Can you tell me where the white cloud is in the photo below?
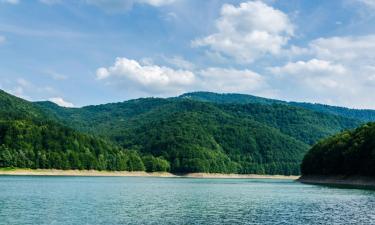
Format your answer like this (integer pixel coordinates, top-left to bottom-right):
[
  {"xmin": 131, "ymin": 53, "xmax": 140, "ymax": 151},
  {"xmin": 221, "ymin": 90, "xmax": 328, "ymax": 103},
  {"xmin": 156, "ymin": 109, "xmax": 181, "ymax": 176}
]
[
  {"xmin": 269, "ymin": 36, "xmax": 375, "ymax": 109},
  {"xmin": 310, "ymin": 35, "xmax": 375, "ymax": 62},
  {"xmin": 97, "ymin": 57, "xmax": 269, "ymax": 97},
  {"xmin": 1, "ymin": 0, "xmax": 19, "ymax": 4},
  {"xmin": 270, "ymin": 59, "xmax": 346, "ymax": 76},
  {"xmin": 96, "ymin": 57, "xmax": 195, "ymax": 95},
  {"xmin": 270, "ymin": 59, "xmax": 349, "ymax": 92},
  {"xmin": 269, "ymin": 59, "xmax": 354, "ymax": 105},
  {"xmin": 85, "ymin": 0, "xmax": 178, "ymax": 12},
  {"xmin": 49, "ymin": 97, "xmax": 74, "ymax": 107},
  {"xmin": 192, "ymin": 1, "xmax": 294, "ymax": 63}
]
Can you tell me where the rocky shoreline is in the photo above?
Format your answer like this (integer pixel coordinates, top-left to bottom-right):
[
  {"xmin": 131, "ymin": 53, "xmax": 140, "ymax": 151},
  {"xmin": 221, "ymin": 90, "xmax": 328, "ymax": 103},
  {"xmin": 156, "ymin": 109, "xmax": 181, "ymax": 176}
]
[{"xmin": 298, "ymin": 175, "xmax": 375, "ymax": 188}]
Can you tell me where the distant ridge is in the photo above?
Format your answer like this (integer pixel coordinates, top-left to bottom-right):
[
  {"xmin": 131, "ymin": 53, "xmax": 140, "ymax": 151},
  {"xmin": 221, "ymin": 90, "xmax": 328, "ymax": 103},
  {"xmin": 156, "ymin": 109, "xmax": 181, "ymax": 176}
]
[{"xmin": 179, "ymin": 91, "xmax": 375, "ymax": 122}]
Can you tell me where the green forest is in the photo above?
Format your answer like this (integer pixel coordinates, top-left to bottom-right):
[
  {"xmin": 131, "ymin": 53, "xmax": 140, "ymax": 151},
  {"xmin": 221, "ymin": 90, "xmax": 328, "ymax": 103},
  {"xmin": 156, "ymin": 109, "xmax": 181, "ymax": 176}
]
[
  {"xmin": 1, "ymin": 90, "xmax": 373, "ymax": 175},
  {"xmin": 301, "ymin": 122, "xmax": 375, "ymax": 176}
]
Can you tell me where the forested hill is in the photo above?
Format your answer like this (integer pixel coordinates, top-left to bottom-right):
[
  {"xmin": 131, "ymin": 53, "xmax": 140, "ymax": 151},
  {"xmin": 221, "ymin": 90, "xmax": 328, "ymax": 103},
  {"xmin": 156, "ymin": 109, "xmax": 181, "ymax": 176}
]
[
  {"xmin": 301, "ymin": 123, "xmax": 375, "ymax": 177},
  {"xmin": 35, "ymin": 94, "xmax": 361, "ymax": 175},
  {"xmin": 0, "ymin": 90, "xmax": 48, "ymax": 121},
  {"xmin": 0, "ymin": 90, "xmax": 150, "ymax": 172},
  {"xmin": 180, "ymin": 92, "xmax": 375, "ymax": 122},
  {"xmin": 1, "ymin": 89, "xmax": 370, "ymax": 175}
]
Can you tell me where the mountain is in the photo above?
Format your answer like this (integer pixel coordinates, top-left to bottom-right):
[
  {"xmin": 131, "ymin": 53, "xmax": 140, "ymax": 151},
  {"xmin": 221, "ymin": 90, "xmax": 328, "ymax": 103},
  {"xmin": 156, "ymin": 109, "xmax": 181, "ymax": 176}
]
[
  {"xmin": 0, "ymin": 90, "xmax": 148, "ymax": 172},
  {"xmin": 1, "ymin": 89, "xmax": 371, "ymax": 175},
  {"xmin": 301, "ymin": 122, "xmax": 375, "ymax": 177},
  {"xmin": 180, "ymin": 92, "xmax": 375, "ymax": 122},
  {"xmin": 35, "ymin": 95, "xmax": 361, "ymax": 175}
]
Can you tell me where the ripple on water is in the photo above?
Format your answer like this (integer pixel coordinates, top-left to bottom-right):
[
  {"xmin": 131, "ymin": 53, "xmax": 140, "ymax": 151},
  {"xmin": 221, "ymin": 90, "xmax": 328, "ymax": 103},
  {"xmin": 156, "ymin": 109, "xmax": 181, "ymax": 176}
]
[{"xmin": 0, "ymin": 176, "xmax": 375, "ymax": 225}]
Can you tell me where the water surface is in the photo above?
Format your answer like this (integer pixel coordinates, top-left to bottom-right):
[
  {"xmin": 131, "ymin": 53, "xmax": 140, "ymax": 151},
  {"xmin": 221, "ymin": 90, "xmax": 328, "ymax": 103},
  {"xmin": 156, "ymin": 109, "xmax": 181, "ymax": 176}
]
[{"xmin": 1, "ymin": 176, "xmax": 375, "ymax": 224}]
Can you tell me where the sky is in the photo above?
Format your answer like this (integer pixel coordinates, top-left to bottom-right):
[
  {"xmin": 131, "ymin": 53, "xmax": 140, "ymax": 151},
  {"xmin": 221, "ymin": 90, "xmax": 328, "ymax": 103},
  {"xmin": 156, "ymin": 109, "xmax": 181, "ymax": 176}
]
[{"xmin": 1, "ymin": 0, "xmax": 375, "ymax": 108}]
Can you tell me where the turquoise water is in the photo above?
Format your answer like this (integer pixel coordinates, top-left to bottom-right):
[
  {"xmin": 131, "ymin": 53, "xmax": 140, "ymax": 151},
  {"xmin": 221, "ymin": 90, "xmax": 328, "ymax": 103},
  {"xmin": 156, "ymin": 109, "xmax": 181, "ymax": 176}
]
[{"xmin": 1, "ymin": 176, "xmax": 375, "ymax": 224}]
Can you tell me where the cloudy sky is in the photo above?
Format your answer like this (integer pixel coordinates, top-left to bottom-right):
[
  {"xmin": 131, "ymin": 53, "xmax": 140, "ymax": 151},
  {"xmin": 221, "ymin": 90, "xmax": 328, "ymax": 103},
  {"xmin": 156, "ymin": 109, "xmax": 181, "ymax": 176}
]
[{"xmin": 1, "ymin": 0, "xmax": 375, "ymax": 108}]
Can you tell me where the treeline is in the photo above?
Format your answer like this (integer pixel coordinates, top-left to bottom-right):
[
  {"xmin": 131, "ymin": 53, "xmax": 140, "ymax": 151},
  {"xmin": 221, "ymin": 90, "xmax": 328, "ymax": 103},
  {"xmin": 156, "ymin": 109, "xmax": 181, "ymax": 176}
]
[
  {"xmin": 0, "ymin": 120, "xmax": 170, "ymax": 172},
  {"xmin": 301, "ymin": 123, "xmax": 375, "ymax": 176}
]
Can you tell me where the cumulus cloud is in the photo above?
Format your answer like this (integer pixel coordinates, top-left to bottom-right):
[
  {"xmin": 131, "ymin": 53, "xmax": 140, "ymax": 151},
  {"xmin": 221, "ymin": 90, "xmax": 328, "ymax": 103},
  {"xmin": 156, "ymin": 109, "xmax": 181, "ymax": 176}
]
[
  {"xmin": 269, "ymin": 35, "xmax": 375, "ymax": 108},
  {"xmin": 270, "ymin": 59, "xmax": 349, "ymax": 94},
  {"xmin": 85, "ymin": 0, "xmax": 178, "ymax": 12},
  {"xmin": 192, "ymin": 1, "xmax": 294, "ymax": 63},
  {"xmin": 309, "ymin": 35, "xmax": 375, "ymax": 63},
  {"xmin": 49, "ymin": 97, "xmax": 74, "ymax": 107},
  {"xmin": 96, "ymin": 57, "xmax": 269, "ymax": 97},
  {"xmin": 270, "ymin": 59, "xmax": 346, "ymax": 76},
  {"xmin": 96, "ymin": 57, "xmax": 195, "ymax": 95}
]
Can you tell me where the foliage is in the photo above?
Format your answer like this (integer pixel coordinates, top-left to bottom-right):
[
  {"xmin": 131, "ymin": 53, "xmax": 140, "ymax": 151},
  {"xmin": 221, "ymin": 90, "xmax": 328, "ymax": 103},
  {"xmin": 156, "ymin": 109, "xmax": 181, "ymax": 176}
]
[
  {"xmin": 142, "ymin": 155, "xmax": 170, "ymax": 172},
  {"xmin": 36, "ymin": 97, "xmax": 357, "ymax": 175},
  {"xmin": 180, "ymin": 91, "xmax": 375, "ymax": 122},
  {"xmin": 301, "ymin": 123, "xmax": 375, "ymax": 176},
  {"xmin": 0, "ymin": 89, "xmax": 367, "ymax": 175},
  {"xmin": 0, "ymin": 120, "xmax": 145, "ymax": 171}
]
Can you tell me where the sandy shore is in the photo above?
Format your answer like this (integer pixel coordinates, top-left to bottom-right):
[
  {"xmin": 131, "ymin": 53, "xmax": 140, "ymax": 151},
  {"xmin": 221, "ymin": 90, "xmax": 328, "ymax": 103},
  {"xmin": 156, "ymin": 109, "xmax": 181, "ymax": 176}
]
[
  {"xmin": 0, "ymin": 169, "xmax": 299, "ymax": 179},
  {"xmin": 298, "ymin": 175, "xmax": 375, "ymax": 188},
  {"xmin": 181, "ymin": 173, "xmax": 299, "ymax": 179}
]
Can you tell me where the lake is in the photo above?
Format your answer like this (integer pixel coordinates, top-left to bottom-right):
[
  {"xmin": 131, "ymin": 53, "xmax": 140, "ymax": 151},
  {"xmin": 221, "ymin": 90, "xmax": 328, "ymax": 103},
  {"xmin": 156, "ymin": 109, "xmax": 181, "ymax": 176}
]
[{"xmin": 1, "ymin": 176, "xmax": 375, "ymax": 224}]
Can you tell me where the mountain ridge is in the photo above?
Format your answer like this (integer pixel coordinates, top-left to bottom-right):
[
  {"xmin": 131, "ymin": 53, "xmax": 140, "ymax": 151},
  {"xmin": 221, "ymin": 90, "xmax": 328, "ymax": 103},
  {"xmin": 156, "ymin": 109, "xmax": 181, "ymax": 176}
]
[{"xmin": 179, "ymin": 92, "xmax": 375, "ymax": 122}]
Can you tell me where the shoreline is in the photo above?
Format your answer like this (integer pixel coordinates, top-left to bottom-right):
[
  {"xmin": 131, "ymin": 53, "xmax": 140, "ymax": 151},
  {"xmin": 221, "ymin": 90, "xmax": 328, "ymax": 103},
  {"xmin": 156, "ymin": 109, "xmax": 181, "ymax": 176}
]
[
  {"xmin": 0, "ymin": 168, "xmax": 299, "ymax": 179},
  {"xmin": 298, "ymin": 175, "xmax": 375, "ymax": 188}
]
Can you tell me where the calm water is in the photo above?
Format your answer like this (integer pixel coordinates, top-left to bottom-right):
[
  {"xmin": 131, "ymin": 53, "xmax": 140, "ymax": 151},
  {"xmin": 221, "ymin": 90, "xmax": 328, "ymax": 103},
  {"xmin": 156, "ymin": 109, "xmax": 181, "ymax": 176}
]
[{"xmin": 1, "ymin": 176, "xmax": 375, "ymax": 225}]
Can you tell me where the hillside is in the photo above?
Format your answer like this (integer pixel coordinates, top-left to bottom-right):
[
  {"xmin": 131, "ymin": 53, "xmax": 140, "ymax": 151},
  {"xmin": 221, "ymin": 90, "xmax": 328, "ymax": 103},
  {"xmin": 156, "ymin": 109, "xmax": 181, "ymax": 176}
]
[
  {"xmin": 0, "ymin": 90, "xmax": 150, "ymax": 172},
  {"xmin": 301, "ymin": 123, "xmax": 375, "ymax": 177},
  {"xmin": 0, "ymin": 90, "xmax": 49, "ymax": 121},
  {"xmin": 35, "ymin": 96, "xmax": 361, "ymax": 175},
  {"xmin": 180, "ymin": 92, "xmax": 375, "ymax": 122},
  {"xmin": 1, "ymin": 88, "xmax": 370, "ymax": 175}
]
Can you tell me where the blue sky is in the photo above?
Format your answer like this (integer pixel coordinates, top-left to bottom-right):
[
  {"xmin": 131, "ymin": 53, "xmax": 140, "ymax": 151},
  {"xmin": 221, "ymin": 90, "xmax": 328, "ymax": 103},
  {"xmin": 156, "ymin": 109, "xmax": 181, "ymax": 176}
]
[{"xmin": 1, "ymin": 0, "xmax": 375, "ymax": 108}]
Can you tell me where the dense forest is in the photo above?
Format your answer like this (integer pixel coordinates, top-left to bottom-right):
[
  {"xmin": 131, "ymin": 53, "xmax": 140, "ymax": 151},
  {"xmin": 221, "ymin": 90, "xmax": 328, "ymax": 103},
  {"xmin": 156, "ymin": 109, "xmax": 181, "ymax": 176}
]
[
  {"xmin": 181, "ymin": 92, "xmax": 375, "ymax": 122},
  {"xmin": 1, "ymin": 89, "xmax": 372, "ymax": 175},
  {"xmin": 35, "ymin": 93, "xmax": 362, "ymax": 175},
  {"xmin": 0, "ymin": 120, "xmax": 147, "ymax": 171},
  {"xmin": 0, "ymin": 90, "xmax": 167, "ymax": 172},
  {"xmin": 301, "ymin": 123, "xmax": 375, "ymax": 177}
]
